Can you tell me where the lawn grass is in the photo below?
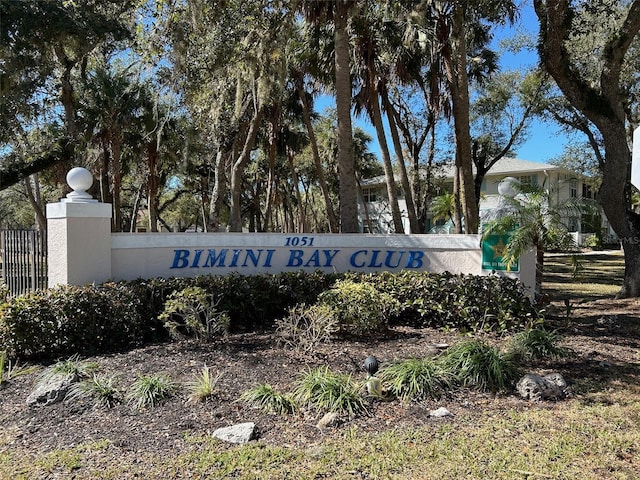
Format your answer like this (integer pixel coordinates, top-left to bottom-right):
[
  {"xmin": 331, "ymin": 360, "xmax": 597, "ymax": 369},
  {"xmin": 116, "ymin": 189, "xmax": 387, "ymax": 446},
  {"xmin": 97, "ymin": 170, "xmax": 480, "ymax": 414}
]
[
  {"xmin": 543, "ymin": 250, "xmax": 624, "ymax": 301},
  {"xmin": 2, "ymin": 394, "xmax": 639, "ymax": 479},
  {"xmin": 1, "ymin": 251, "xmax": 637, "ymax": 479}
]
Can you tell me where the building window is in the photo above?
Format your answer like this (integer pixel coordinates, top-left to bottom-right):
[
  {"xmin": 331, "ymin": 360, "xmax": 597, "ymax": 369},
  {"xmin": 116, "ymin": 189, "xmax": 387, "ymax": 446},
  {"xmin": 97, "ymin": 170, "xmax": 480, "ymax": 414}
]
[
  {"xmin": 570, "ymin": 181, "xmax": 577, "ymax": 198},
  {"xmin": 582, "ymin": 183, "xmax": 593, "ymax": 199},
  {"xmin": 362, "ymin": 188, "xmax": 378, "ymax": 203},
  {"xmin": 518, "ymin": 174, "xmax": 537, "ymax": 185}
]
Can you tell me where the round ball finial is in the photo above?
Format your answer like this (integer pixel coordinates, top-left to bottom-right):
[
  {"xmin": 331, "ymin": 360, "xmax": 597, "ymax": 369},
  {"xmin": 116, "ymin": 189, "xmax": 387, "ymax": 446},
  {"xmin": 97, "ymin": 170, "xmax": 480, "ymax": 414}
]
[
  {"xmin": 67, "ymin": 167, "xmax": 93, "ymax": 191},
  {"xmin": 64, "ymin": 167, "xmax": 96, "ymax": 202},
  {"xmin": 498, "ymin": 176, "xmax": 519, "ymax": 198}
]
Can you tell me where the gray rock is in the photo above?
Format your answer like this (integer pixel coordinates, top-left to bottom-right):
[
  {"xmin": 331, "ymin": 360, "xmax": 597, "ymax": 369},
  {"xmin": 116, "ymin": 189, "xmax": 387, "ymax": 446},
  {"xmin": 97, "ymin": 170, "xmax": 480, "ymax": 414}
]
[
  {"xmin": 517, "ymin": 373, "xmax": 568, "ymax": 402},
  {"xmin": 429, "ymin": 407, "xmax": 452, "ymax": 418},
  {"xmin": 212, "ymin": 422, "xmax": 257, "ymax": 444},
  {"xmin": 316, "ymin": 412, "xmax": 341, "ymax": 431},
  {"xmin": 26, "ymin": 373, "xmax": 77, "ymax": 407}
]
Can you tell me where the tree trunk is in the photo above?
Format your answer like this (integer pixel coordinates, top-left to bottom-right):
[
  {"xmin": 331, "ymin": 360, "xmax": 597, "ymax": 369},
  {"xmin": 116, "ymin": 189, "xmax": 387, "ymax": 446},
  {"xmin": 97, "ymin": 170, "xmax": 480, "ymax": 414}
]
[
  {"xmin": 383, "ymin": 93, "xmax": 420, "ymax": 233},
  {"xmin": 445, "ymin": 4, "xmax": 479, "ymax": 234},
  {"xmin": 295, "ymin": 76, "xmax": 338, "ymax": 233},
  {"xmin": 287, "ymin": 148, "xmax": 308, "ymax": 233},
  {"xmin": 209, "ymin": 149, "xmax": 229, "ymax": 232},
  {"xmin": 230, "ymin": 109, "xmax": 263, "ymax": 232},
  {"xmin": 534, "ymin": 0, "xmax": 640, "ymax": 297},
  {"xmin": 146, "ymin": 136, "xmax": 160, "ymax": 233},
  {"xmin": 110, "ymin": 129, "xmax": 123, "ymax": 232},
  {"xmin": 334, "ymin": 1, "xmax": 359, "ymax": 233},
  {"xmin": 370, "ymin": 90, "xmax": 404, "ymax": 233},
  {"xmin": 24, "ymin": 175, "xmax": 46, "ymax": 234}
]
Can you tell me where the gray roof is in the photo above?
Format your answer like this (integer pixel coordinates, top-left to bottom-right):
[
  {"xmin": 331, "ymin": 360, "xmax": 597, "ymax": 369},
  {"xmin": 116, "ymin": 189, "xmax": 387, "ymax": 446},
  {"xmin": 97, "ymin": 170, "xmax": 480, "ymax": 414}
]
[{"xmin": 361, "ymin": 157, "xmax": 564, "ymax": 187}]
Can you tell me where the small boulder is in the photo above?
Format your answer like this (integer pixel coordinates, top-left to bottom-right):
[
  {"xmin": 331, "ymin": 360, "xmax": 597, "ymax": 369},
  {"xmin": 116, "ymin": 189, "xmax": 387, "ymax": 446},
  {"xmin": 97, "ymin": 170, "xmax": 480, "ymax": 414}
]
[
  {"xmin": 212, "ymin": 422, "xmax": 257, "ymax": 444},
  {"xmin": 26, "ymin": 373, "xmax": 77, "ymax": 407},
  {"xmin": 429, "ymin": 407, "xmax": 452, "ymax": 418},
  {"xmin": 517, "ymin": 373, "xmax": 568, "ymax": 402},
  {"xmin": 316, "ymin": 412, "xmax": 341, "ymax": 431}
]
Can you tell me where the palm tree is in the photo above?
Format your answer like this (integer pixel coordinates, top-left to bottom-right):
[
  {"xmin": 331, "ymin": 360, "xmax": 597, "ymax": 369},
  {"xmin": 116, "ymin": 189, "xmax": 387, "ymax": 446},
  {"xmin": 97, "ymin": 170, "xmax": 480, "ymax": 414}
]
[
  {"xmin": 481, "ymin": 179, "xmax": 596, "ymax": 299},
  {"xmin": 301, "ymin": 0, "xmax": 359, "ymax": 233}
]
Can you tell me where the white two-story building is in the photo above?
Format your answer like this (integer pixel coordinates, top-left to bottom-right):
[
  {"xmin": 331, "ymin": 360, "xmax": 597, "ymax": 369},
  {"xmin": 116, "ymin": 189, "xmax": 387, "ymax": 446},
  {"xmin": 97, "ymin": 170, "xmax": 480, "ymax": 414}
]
[{"xmin": 358, "ymin": 157, "xmax": 616, "ymax": 245}]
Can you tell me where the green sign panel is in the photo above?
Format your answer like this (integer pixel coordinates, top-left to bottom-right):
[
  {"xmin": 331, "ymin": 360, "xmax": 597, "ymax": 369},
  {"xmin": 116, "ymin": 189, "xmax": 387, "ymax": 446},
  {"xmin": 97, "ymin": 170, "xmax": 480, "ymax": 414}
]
[{"xmin": 482, "ymin": 232, "xmax": 519, "ymax": 272}]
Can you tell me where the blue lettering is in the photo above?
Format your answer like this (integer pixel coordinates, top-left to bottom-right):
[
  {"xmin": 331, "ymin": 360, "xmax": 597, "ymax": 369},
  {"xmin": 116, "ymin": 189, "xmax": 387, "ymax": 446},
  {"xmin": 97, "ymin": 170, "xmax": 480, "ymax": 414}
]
[
  {"xmin": 171, "ymin": 249, "xmax": 190, "ymax": 269},
  {"xmin": 242, "ymin": 249, "xmax": 262, "ymax": 267},
  {"xmin": 406, "ymin": 251, "xmax": 424, "ymax": 268},
  {"xmin": 203, "ymin": 249, "xmax": 227, "ymax": 267},
  {"xmin": 287, "ymin": 250, "xmax": 304, "ymax": 267},
  {"xmin": 191, "ymin": 249, "xmax": 204, "ymax": 268},
  {"xmin": 229, "ymin": 249, "xmax": 241, "ymax": 267},
  {"xmin": 350, "ymin": 250, "xmax": 367, "ymax": 268},
  {"xmin": 304, "ymin": 250, "xmax": 321, "ymax": 268},
  {"xmin": 368, "ymin": 250, "xmax": 383, "ymax": 268},
  {"xmin": 384, "ymin": 250, "xmax": 405, "ymax": 268},
  {"xmin": 264, "ymin": 249, "xmax": 275, "ymax": 267},
  {"xmin": 322, "ymin": 249, "xmax": 339, "ymax": 267}
]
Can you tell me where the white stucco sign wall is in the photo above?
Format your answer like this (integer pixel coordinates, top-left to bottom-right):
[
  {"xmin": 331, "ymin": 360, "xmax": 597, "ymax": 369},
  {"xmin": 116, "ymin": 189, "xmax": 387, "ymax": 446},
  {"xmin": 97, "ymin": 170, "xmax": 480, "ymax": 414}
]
[{"xmin": 47, "ymin": 168, "xmax": 535, "ymax": 297}]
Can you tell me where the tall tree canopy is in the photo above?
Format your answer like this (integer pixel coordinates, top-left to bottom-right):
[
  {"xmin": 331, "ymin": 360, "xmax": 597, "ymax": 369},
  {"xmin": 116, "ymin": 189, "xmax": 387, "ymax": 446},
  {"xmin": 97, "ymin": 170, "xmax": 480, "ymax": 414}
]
[{"xmin": 534, "ymin": 0, "xmax": 640, "ymax": 298}]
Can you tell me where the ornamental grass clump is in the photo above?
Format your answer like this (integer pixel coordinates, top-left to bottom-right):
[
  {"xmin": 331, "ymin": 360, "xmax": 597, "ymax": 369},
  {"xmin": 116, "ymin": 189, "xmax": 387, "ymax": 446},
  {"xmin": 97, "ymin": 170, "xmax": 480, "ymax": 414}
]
[
  {"xmin": 186, "ymin": 365, "xmax": 222, "ymax": 404},
  {"xmin": 240, "ymin": 384, "xmax": 297, "ymax": 415},
  {"xmin": 292, "ymin": 366, "xmax": 367, "ymax": 416},
  {"xmin": 440, "ymin": 340, "xmax": 521, "ymax": 393},
  {"xmin": 507, "ymin": 328, "xmax": 568, "ymax": 362},
  {"xmin": 33, "ymin": 355, "xmax": 99, "ymax": 391},
  {"xmin": 65, "ymin": 373, "xmax": 120, "ymax": 409},
  {"xmin": 127, "ymin": 373, "xmax": 178, "ymax": 410},
  {"xmin": 378, "ymin": 357, "xmax": 454, "ymax": 402}
]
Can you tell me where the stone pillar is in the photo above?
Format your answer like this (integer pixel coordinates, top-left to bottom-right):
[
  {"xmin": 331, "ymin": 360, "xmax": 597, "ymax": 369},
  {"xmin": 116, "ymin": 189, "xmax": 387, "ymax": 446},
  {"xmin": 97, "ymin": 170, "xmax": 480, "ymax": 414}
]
[{"xmin": 46, "ymin": 167, "xmax": 112, "ymax": 287}]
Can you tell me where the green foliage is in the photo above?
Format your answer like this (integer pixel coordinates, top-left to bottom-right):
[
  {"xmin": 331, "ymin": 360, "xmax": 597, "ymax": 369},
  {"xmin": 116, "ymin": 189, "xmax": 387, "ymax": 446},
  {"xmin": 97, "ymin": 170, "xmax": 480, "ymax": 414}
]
[
  {"xmin": 158, "ymin": 286, "xmax": 230, "ymax": 340},
  {"xmin": 240, "ymin": 384, "xmax": 297, "ymax": 415},
  {"xmin": 186, "ymin": 365, "xmax": 222, "ymax": 404},
  {"xmin": 0, "ymin": 271, "xmax": 537, "ymax": 360},
  {"xmin": 317, "ymin": 279, "xmax": 400, "ymax": 336},
  {"xmin": 126, "ymin": 373, "xmax": 178, "ymax": 410},
  {"xmin": 292, "ymin": 366, "xmax": 367, "ymax": 416},
  {"xmin": 367, "ymin": 271, "xmax": 538, "ymax": 333},
  {"xmin": 507, "ymin": 328, "xmax": 568, "ymax": 362},
  {"xmin": 0, "ymin": 350, "xmax": 5, "ymax": 386},
  {"xmin": 275, "ymin": 304, "xmax": 338, "ymax": 352},
  {"xmin": 378, "ymin": 357, "xmax": 453, "ymax": 402},
  {"xmin": 34, "ymin": 355, "xmax": 98, "ymax": 387},
  {"xmin": 546, "ymin": 226, "xmax": 579, "ymax": 253},
  {"xmin": 583, "ymin": 234, "xmax": 602, "ymax": 250},
  {"xmin": 65, "ymin": 373, "xmax": 120, "ymax": 409},
  {"xmin": 0, "ymin": 284, "xmax": 149, "ymax": 360},
  {"xmin": 439, "ymin": 340, "xmax": 521, "ymax": 393}
]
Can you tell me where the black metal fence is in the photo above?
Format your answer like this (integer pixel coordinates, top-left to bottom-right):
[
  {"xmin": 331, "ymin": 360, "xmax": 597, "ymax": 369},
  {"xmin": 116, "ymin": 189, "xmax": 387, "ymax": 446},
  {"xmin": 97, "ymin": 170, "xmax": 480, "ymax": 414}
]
[{"xmin": 1, "ymin": 229, "xmax": 47, "ymax": 296}]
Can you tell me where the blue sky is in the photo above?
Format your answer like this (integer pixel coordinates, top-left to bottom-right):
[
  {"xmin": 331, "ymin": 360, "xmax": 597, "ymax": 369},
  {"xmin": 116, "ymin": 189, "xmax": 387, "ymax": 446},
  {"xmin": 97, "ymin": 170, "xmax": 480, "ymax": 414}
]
[{"xmin": 320, "ymin": 3, "xmax": 570, "ymax": 166}]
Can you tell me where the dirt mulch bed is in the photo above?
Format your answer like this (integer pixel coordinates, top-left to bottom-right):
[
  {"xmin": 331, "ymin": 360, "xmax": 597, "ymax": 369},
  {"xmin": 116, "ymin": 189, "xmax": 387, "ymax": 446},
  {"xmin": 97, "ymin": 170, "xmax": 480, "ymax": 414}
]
[{"xmin": 1, "ymin": 298, "xmax": 639, "ymax": 456}]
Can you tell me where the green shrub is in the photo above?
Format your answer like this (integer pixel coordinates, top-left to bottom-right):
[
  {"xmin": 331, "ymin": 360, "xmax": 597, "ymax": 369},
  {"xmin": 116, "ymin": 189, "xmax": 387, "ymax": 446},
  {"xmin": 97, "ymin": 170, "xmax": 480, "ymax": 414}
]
[
  {"xmin": 240, "ymin": 383, "xmax": 297, "ymax": 415},
  {"xmin": 158, "ymin": 286, "xmax": 230, "ymax": 340},
  {"xmin": 379, "ymin": 357, "xmax": 453, "ymax": 402},
  {"xmin": 276, "ymin": 304, "xmax": 338, "ymax": 352},
  {"xmin": 440, "ymin": 340, "xmax": 521, "ymax": 393},
  {"xmin": 507, "ymin": 328, "xmax": 568, "ymax": 362},
  {"xmin": 0, "ymin": 284, "xmax": 149, "ymax": 360},
  {"xmin": 546, "ymin": 226, "xmax": 579, "ymax": 253},
  {"xmin": 317, "ymin": 279, "xmax": 400, "ymax": 336},
  {"xmin": 367, "ymin": 271, "xmax": 539, "ymax": 333},
  {"xmin": 292, "ymin": 366, "xmax": 367, "ymax": 416}
]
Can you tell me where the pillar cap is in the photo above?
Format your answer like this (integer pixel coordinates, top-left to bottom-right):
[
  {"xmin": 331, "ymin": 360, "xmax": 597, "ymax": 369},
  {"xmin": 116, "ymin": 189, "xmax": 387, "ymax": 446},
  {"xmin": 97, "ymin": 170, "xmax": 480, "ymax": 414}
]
[{"xmin": 64, "ymin": 167, "xmax": 97, "ymax": 203}]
